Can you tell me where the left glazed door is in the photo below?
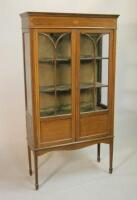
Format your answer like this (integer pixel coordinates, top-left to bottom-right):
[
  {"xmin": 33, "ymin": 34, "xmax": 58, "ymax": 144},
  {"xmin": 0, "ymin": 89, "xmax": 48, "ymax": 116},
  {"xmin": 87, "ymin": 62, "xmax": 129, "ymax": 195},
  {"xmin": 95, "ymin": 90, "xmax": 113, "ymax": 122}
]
[{"xmin": 36, "ymin": 30, "xmax": 76, "ymax": 147}]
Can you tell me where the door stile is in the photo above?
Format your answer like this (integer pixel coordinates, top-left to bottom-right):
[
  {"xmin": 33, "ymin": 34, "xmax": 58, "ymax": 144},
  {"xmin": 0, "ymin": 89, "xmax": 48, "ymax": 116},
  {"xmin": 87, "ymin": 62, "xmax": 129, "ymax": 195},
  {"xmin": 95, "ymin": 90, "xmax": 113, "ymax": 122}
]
[
  {"xmin": 71, "ymin": 30, "xmax": 77, "ymax": 141},
  {"xmin": 30, "ymin": 28, "xmax": 41, "ymax": 147},
  {"xmin": 108, "ymin": 30, "xmax": 116, "ymax": 135},
  {"xmin": 74, "ymin": 30, "xmax": 80, "ymax": 141}
]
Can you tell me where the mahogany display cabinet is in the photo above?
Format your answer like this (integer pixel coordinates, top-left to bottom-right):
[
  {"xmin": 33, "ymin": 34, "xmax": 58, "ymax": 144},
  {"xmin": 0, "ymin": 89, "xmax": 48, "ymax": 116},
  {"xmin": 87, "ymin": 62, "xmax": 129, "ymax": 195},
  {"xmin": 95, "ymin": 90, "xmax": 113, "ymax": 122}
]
[{"xmin": 20, "ymin": 12, "xmax": 119, "ymax": 190}]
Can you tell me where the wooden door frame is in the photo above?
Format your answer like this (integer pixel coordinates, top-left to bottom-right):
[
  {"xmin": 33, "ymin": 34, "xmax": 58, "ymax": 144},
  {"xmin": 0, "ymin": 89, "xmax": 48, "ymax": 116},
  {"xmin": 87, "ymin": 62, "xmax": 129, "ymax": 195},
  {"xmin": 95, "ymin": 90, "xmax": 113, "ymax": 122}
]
[
  {"xmin": 75, "ymin": 29, "xmax": 116, "ymax": 141},
  {"xmin": 31, "ymin": 28, "xmax": 76, "ymax": 148}
]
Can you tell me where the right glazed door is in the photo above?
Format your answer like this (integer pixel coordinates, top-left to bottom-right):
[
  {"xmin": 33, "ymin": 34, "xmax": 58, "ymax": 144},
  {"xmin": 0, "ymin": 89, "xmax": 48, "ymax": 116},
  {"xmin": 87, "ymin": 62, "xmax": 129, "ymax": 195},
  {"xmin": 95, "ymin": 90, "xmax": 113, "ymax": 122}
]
[{"xmin": 77, "ymin": 30, "xmax": 113, "ymax": 141}]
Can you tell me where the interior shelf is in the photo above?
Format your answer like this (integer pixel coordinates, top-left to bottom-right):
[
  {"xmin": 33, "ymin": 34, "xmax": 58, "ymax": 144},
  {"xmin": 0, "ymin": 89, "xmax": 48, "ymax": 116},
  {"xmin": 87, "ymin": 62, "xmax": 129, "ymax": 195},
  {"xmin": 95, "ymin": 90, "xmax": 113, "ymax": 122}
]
[
  {"xmin": 39, "ymin": 57, "xmax": 71, "ymax": 64},
  {"xmin": 80, "ymin": 56, "xmax": 109, "ymax": 61},
  {"xmin": 39, "ymin": 56, "xmax": 109, "ymax": 64},
  {"xmin": 80, "ymin": 82, "xmax": 108, "ymax": 89},
  {"xmin": 40, "ymin": 82, "xmax": 108, "ymax": 93}
]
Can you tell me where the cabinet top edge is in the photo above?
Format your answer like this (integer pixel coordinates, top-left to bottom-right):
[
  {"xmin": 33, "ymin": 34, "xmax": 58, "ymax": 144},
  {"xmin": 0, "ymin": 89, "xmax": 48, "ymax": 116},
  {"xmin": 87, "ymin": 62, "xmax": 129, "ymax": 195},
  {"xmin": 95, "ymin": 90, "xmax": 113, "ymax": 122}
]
[{"xmin": 20, "ymin": 12, "xmax": 119, "ymax": 18}]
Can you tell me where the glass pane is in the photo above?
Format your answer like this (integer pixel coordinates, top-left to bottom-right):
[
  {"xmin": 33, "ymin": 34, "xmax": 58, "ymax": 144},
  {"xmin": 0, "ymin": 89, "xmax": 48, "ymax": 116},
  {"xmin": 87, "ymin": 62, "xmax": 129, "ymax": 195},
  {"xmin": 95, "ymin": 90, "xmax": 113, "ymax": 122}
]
[
  {"xmin": 80, "ymin": 33, "xmax": 109, "ymax": 113},
  {"xmin": 96, "ymin": 59, "xmax": 108, "ymax": 85},
  {"xmin": 101, "ymin": 34, "xmax": 109, "ymax": 57},
  {"xmin": 80, "ymin": 88, "xmax": 94, "ymax": 112},
  {"xmin": 38, "ymin": 33, "xmax": 71, "ymax": 117},
  {"xmin": 96, "ymin": 87, "xmax": 108, "ymax": 110}
]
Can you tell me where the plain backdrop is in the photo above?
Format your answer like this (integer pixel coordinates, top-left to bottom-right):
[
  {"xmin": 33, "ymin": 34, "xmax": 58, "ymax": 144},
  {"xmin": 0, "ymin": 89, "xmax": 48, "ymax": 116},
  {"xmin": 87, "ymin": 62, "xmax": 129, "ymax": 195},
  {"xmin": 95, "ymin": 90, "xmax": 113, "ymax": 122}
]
[{"xmin": 0, "ymin": 0, "xmax": 137, "ymax": 199}]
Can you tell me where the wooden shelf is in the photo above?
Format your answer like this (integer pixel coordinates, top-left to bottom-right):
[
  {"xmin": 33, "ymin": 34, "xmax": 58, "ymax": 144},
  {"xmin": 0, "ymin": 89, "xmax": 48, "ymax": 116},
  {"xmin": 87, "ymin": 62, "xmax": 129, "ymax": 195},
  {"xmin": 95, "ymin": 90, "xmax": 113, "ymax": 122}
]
[
  {"xmin": 39, "ymin": 56, "xmax": 108, "ymax": 64},
  {"xmin": 80, "ymin": 82, "xmax": 108, "ymax": 89},
  {"xmin": 40, "ymin": 82, "xmax": 108, "ymax": 93},
  {"xmin": 39, "ymin": 58, "xmax": 71, "ymax": 64},
  {"xmin": 80, "ymin": 56, "xmax": 109, "ymax": 61}
]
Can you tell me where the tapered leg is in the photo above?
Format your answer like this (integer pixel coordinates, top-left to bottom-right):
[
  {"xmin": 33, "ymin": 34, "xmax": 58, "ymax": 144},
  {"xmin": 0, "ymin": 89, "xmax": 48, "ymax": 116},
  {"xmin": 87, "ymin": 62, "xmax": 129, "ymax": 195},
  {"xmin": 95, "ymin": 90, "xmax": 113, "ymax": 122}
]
[
  {"xmin": 34, "ymin": 152, "xmax": 39, "ymax": 190},
  {"xmin": 109, "ymin": 141, "xmax": 113, "ymax": 174},
  {"xmin": 28, "ymin": 146, "xmax": 32, "ymax": 176},
  {"xmin": 97, "ymin": 143, "xmax": 101, "ymax": 162}
]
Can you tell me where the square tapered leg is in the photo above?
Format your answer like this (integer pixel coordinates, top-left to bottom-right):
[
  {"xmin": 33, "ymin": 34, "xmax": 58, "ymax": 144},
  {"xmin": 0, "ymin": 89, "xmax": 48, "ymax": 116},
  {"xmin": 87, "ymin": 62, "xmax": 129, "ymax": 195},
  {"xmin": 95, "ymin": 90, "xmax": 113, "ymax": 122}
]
[
  {"xmin": 33, "ymin": 152, "xmax": 39, "ymax": 190},
  {"xmin": 27, "ymin": 146, "xmax": 32, "ymax": 176},
  {"xmin": 97, "ymin": 143, "xmax": 101, "ymax": 162},
  {"xmin": 109, "ymin": 141, "xmax": 113, "ymax": 174}
]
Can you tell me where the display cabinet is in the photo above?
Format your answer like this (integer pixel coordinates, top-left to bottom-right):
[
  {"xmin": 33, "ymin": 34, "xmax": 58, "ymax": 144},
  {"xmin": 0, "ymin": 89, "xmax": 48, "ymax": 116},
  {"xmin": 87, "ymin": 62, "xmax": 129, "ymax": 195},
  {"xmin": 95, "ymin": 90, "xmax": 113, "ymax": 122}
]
[{"xmin": 20, "ymin": 12, "xmax": 119, "ymax": 190}]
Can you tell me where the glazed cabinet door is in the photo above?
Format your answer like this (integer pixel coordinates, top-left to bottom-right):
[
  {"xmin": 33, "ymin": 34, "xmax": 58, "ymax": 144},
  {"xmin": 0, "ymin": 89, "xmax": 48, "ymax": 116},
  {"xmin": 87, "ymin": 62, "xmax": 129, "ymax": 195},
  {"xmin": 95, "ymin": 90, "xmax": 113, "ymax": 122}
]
[
  {"xmin": 76, "ymin": 30, "xmax": 114, "ymax": 141},
  {"xmin": 36, "ymin": 30, "xmax": 76, "ymax": 147}
]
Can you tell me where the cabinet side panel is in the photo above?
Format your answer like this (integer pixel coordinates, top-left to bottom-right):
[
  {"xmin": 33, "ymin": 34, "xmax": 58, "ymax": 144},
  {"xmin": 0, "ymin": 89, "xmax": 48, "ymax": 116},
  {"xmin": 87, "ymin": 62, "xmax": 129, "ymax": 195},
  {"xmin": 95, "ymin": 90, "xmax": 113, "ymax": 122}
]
[{"xmin": 23, "ymin": 32, "xmax": 34, "ymax": 147}]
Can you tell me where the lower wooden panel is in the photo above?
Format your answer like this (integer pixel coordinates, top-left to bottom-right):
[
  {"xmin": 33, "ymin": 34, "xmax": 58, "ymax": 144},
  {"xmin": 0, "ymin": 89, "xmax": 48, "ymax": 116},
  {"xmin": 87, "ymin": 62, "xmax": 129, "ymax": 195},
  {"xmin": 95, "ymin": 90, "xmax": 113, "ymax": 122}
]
[
  {"xmin": 79, "ymin": 112, "xmax": 110, "ymax": 139},
  {"xmin": 40, "ymin": 116, "xmax": 73, "ymax": 146}
]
